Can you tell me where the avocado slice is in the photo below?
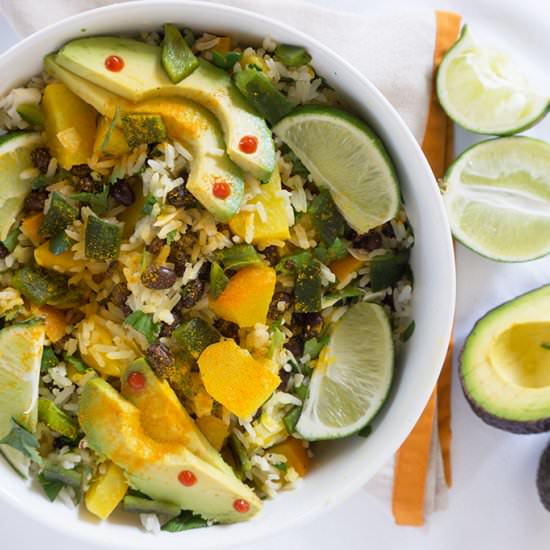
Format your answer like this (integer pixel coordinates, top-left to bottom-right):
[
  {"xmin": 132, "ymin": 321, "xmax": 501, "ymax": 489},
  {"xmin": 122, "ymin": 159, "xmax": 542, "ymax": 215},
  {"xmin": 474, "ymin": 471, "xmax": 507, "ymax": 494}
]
[
  {"xmin": 45, "ymin": 56, "xmax": 244, "ymax": 221},
  {"xmin": 0, "ymin": 131, "xmax": 43, "ymax": 241},
  {"xmin": 120, "ymin": 358, "xmax": 233, "ymax": 476},
  {"xmin": 54, "ymin": 37, "xmax": 275, "ymax": 181},
  {"xmin": 79, "ymin": 377, "xmax": 261, "ymax": 523},
  {"xmin": 460, "ymin": 284, "xmax": 550, "ymax": 433}
]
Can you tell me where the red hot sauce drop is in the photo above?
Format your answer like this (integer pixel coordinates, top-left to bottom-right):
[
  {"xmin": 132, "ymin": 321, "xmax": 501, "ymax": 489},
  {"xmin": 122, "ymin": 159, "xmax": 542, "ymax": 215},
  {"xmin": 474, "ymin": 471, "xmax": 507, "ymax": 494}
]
[
  {"xmin": 233, "ymin": 499, "xmax": 250, "ymax": 513},
  {"xmin": 238, "ymin": 135, "xmax": 258, "ymax": 154},
  {"xmin": 178, "ymin": 470, "xmax": 197, "ymax": 487},
  {"xmin": 212, "ymin": 181, "xmax": 232, "ymax": 199},
  {"xmin": 127, "ymin": 371, "xmax": 146, "ymax": 390},
  {"xmin": 105, "ymin": 55, "xmax": 125, "ymax": 72}
]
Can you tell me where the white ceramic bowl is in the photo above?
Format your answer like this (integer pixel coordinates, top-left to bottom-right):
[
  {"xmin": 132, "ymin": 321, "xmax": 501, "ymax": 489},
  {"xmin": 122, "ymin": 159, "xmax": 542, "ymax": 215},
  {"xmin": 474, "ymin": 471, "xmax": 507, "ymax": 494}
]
[{"xmin": 0, "ymin": 1, "xmax": 455, "ymax": 548}]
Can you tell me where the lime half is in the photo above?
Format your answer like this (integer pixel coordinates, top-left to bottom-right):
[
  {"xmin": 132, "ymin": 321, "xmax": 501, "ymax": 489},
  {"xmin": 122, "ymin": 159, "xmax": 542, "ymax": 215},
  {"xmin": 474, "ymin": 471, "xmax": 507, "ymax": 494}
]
[
  {"xmin": 437, "ymin": 26, "xmax": 548, "ymax": 135},
  {"xmin": 443, "ymin": 137, "xmax": 550, "ymax": 262},
  {"xmin": 0, "ymin": 320, "xmax": 45, "ymax": 478},
  {"xmin": 296, "ymin": 302, "xmax": 394, "ymax": 441},
  {"xmin": 273, "ymin": 106, "xmax": 400, "ymax": 234}
]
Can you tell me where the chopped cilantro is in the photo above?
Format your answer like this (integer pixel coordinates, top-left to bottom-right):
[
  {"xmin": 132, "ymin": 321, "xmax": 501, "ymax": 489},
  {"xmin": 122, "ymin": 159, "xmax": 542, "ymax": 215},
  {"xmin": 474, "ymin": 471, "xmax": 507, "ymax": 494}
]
[
  {"xmin": 0, "ymin": 418, "xmax": 42, "ymax": 465},
  {"xmin": 125, "ymin": 310, "xmax": 160, "ymax": 343}
]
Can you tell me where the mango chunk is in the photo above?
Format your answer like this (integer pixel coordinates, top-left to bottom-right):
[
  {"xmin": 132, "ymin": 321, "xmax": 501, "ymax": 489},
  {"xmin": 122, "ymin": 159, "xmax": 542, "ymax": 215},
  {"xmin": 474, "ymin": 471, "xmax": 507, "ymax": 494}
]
[
  {"xmin": 269, "ymin": 437, "xmax": 310, "ymax": 477},
  {"xmin": 34, "ymin": 241, "xmax": 85, "ymax": 273},
  {"xmin": 32, "ymin": 305, "xmax": 67, "ymax": 342},
  {"xmin": 21, "ymin": 213, "xmax": 45, "ymax": 247},
  {"xmin": 85, "ymin": 461, "xmax": 128, "ymax": 520},
  {"xmin": 198, "ymin": 339, "xmax": 280, "ymax": 418},
  {"xmin": 196, "ymin": 415, "xmax": 230, "ymax": 451},
  {"xmin": 329, "ymin": 254, "xmax": 364, "ymax": 282},
  {"xmin": 43, "ymin": 82, "xmax": 97, "ymax": 169},
  {"xmin": 210, "ymin": 265, "xmax": 276, "ymax": 327},
  {"xmin": 214, "ymin": 36, "xmax": 233, "ymax": 54},
  {"xmin": 93, "ymin": 116, "xmax": 130, "ymax": 157},
  {"xmin": 229, "ymin": 166, "xmax": 290, "ymax": 246}
]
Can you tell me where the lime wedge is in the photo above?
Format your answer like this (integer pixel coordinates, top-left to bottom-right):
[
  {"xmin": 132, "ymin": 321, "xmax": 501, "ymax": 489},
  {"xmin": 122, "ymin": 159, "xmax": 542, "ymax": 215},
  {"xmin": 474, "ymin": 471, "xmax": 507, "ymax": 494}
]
[
  {"xmin": 273, "ymin": 106, "xmax": 400, "ymax": 234},
  {"xmin": 296, "ymin": 302, "xmax": 394, "ymax": 440},
  {"xmin": 0, "ymin": 320, "xmax": 45, "ymax": 478},
  {"xmin": 443, "ymin": 136, "xmax": 550, "ymax": 262},
  {"xmin": 0, "ymin": 131, "xmax": 43, "ymax": 241},
  {"xmin": 437, "ymin": 26, "xmax": 548, "ymax": 135}
]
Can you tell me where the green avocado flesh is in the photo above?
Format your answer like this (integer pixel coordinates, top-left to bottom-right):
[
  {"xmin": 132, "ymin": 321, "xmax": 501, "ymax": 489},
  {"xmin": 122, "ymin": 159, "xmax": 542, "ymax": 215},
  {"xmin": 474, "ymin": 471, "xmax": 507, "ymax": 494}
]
[
  {"xmin": 460, "ymin": 284, "xmax": 550, "ymax": 433},
  {"xmin": 79, "ymin": 376, "xmax": 261, "ymax": 523},
  {"xmin": 45, "ymin": 56, "xmax": 244, "ymax": 221},
  {"xmin": 54, "ymin": 37, "xmax": 275, "ymax": 181}
]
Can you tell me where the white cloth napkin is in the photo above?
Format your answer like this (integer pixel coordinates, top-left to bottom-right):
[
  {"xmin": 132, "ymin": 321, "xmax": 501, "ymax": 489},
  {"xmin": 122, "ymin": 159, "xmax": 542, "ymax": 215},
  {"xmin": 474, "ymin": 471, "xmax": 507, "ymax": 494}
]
[{"xmin": 0, "ymin": 0, "xmax": 447, "ymax": 522}]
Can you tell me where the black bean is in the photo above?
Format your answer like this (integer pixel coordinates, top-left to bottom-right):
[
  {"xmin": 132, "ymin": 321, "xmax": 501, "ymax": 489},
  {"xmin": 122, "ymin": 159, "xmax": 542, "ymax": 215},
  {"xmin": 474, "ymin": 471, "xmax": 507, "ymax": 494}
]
[
  {"xmin": 110, "ymin": 180, "xmax": 135, "ymax": 206},
  {"xmin": 0, "ymin": 242, "xmax": 10, "ymax": 259},
  {"xmin": 146, "ymin": 341, "xmax": 174, "ymax": 378},
  {"xmin": 70, "ymin": 164, "xmax": 92, "ymax": 178},
  {"xmin": 31, "ymin": 147, "xmax": 51, "ymax": 174},
  {"xmin": 382, "ymin": 222, "xmax": 395, "ymax": 238},
  {"xmin": 293, "ymin": 312, "xmax": 323, "ymax": 339},
  {"xmin": 197, "ymin": 261, "xmax": 211, "ymax": 281},
  {"xmin": 23, "ymin": 188, "xmax": 48, "ymax": 213},
  {"xmin": 353, "ymin": 231, "xmax": 382, "ymax": 251},
  {"xmin": 147, "ymin": 236, "xmax": 166, "ymax": 255},
  {"xmin": 284, "ymin": 336, "xmax": 304, "ymax": 358},
  {"xmin": 268, "ymin": 291, "xmax": 293, "ymax": 319},
  {"xmin": 52, "ymin": 334, "xmax": 70, "ymax": 356},
  {"xmin": 168, "ymin": 240, "xmax": 190, "ymax": 277},
  {"xmin": 110, "ymin": 282, "xmax": 130, "ymax": 307},
  {"xmin": 178, "ymin": 279, "xmax": 205, "ymax": 309},
  {"xmin": 141, "ymin": 265, "xmax": 177, "ymax": 289},
  {"xmin": 213, "ymin": 319, "xmax": 240, "ymax": 342},
  {"xmin": 105, "ymin": 260, "xmax": 119, "ymax": 277},
  {"xmin": 262, "ymin": 245, "xmax": 279, "ymax": 266},
  {"xmin": 74, "ymin": 175, "xmax": 97, "ymax": 193},
  {"xmin": 159, "ymin": 311, "xmax": 182, "ymax": 338},
  {"xmin": 166, "ymin": 184, "xmax": 197, "ymax": 209}
]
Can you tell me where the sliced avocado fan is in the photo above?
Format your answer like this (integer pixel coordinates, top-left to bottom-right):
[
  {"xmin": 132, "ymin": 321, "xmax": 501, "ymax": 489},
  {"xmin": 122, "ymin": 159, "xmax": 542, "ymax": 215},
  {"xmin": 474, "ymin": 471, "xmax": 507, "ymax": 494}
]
[
  {"xmin": 79, "ymin": 377, "xmax": 262, "ymax": 523},
  {"xmin": 54, "ymin": 37, "xmax": 275, "ymax": 182},
  {"xmin": 45, "ymin": 55, "xmax": 244, "ymax": 222}
]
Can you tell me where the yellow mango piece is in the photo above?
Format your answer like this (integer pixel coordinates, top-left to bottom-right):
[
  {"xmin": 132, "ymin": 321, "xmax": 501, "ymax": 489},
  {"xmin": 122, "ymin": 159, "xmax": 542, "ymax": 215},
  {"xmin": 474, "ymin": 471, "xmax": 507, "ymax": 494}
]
[
  {"xmin": 329, "ymin": 254, "xmax": 364, "ymax": 282},
  {"xmin": 229, "ymin": 166, "xmax": 290, "ymax": 246},
  {"xmin": 93, "ymin": 116, "xmax": 130, "ymax": 157},
  {"xmin": 76, "ymin": 314, "xmax": 137, "ymax": 377},
  {"xmin": 43, "ymin": 82, "xmax": 97, "ymax": 169},
  {"xmin": 210, "ymin": 265, "xmax": 276, "ymax": 327},
  {"xmin": 198, "ymin": 340, "xmax": 280, "ymax": 418},
  {"xmin": 214, "ymin": 36, "xmax": 233, "ymax": 54},
  {"xmin": 269, "ymin": 437, "xmax": 310, "ymax": 477},
  {"xmin": 196, "ymin": 415, "xmax": 230, "ymax": 451},
  {"xmin": 32, "ymin": 305, "xmax": 67, "ymax": 342},
  {"xmin": 20, "ymin": 213, "xmax": 44, "ymax": 247},
  {"xmin": 85, "ymin": 461, "xmax": 128, "ymax": 520},
  {"xmin": 191, "ymin": 372, "xmax": 214, "ymax": 418},
  {"xmin": 34, "ymin": 241, "xmax": 85, "ymax": 273},
  {"xmin": 240, "ymin": 52, "xmax": 269, "ymax": 73}
]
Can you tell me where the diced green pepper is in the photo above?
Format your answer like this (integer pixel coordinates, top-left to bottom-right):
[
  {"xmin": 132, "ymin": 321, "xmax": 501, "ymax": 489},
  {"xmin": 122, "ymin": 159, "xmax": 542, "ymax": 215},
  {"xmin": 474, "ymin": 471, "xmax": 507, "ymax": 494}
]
[
  {"xmin": 121, "ymin": 113, "xmax": 167, "ymax": 147},
  {"xmin": 161, "ymin": 23, "xmax": 199, "ymax": 83},
  {"xmin": 309, "ymin": 189, "xmax": 345, "ymax": 245},
  {"xmin": 173, "ymin": 318, "xmax": 220, "ymax": 359},
  {"xmin": 142, "ymin": 193, "xmax": 157, "ymax": 215},
  {"xmin": 38, "ymin": 398, "xmax": 79, "ymax": 440},
  {"xmin": 229, "ymin": 433, "xmax": 251, "ymax": 479},
  {"xmin": 12, "ymin": 265, "xmax": 69, "ymax": 306},
  {"xmin": 283, "ymin": 406, "xmax": 301, "ymax": 434},
  {"xmin": 234, "ymin": 68, "xmax": 294, "ymax": 125},
  {"xmin": 209, "ymin": 261, "xmax": 229, "ymax": 299},
  {"xmin": 370, "ymin": 249, "xmax": 410, "ymax": 291},
  {"xmin": 212, "ymin": 50, "xmax": 242, "ymax": 70},
  {"xmin": 123, "ymin": 495, "xmax": 180, "ymax": 517},
  {"xmin": 2, "ymin": 226, "xmax": 20, "ymax": 253},
  {"xmin": 16, "ymin": 103, "xmax": 44, "ymax": 128},
  {"xmin": 63, "ymin": 353, "xmax": 90, "ymax": 373},
  {"xmin": 49, "ymin": 231, "xmax": 74, "ymax": 255},
  {"xmin": 85, "ymin": 214, "xmax": 122, "ymax": 261},
  {"xmin": 274, "ymin": 44, "xmax": 312, "ymax": 67},
  {"xmin": 214, "ymin": 244, "xmax": 263, "ymax": 271},
  {"xmin": 183, "ymin": 28, "xmax": 195, "ymax": 47},
  {"xmin": 295, "ymin": 261, "xmax": 322, "ymax": 313},
  {"xmin": 39, "ymin": 192, "xmax": 78, "ymax": 239},
  {"xmin": 322, "ymin": 285, "xmax": 364, "ymax": 309}
]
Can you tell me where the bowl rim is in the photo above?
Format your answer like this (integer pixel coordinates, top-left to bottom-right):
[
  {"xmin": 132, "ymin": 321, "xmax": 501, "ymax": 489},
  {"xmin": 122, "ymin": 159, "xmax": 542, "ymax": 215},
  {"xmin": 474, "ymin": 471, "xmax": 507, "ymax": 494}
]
[{"xmin": 0, "ymin": 1, "xmax": 456, "ymax": 548}]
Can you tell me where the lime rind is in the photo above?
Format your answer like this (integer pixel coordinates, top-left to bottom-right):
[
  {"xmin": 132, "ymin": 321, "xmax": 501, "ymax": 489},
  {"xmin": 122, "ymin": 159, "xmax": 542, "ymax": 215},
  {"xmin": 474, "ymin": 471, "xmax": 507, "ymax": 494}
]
[
  {"xmin": 296, "ymin": 303, "xmax": 394, "ymax": 441},
  {"xmin": 443, "ymin": 136, "xmax": 550, "ymax": 262},
  {"xmin": 273, "ymin": 105, "xmax": 400, "ymax": 234},
  {"xmin": 436, "ymin": 25, "xmax": 549, "ymax": 135}
]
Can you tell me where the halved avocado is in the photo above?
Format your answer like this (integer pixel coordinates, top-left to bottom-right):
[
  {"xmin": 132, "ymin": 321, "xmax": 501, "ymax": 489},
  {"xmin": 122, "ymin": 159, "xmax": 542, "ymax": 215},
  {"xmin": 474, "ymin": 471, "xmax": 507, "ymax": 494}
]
[{"xmin": 460, "ymin": 285, "xmax": 550, "ymax": 433}]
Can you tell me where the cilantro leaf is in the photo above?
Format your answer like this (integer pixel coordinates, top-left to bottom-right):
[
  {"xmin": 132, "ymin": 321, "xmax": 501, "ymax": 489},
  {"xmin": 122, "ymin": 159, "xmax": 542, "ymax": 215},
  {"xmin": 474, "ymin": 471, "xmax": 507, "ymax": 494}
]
[
  {"xmin": 125, "ymin": 310, "xmax": 160, "ymax": 343},
  {"xmin": 166, "ymin": 230, "xmax": 177, "ymax": 244},
  {"xmin": 71, "ymin": 184, "xmax": 110, "ymax": 215},
  {"xmin": 161, "ymin": 510, "xmax": 208, "ymax": 532},
  {"xmin": 40, "ymin": 346, "xmax": 58, "ymax": 373},
  {"xmin": 303, "ymin": 335, "xmax": 329, "ymax": 360},
  {"xmin": 0, "ymin": 419, "xmax": 42, "ymax": 465},
  {"xmin": 38, "ymin": 472, "xmax": 64, "ymax": 502}
]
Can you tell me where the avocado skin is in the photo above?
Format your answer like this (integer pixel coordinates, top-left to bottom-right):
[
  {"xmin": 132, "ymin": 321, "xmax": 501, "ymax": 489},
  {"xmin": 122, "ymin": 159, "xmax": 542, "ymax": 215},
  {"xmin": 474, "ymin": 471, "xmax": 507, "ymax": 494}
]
[
  {"xmin": 537, "ymin": 442, "xmax": 550, "ymax": 512},
  {"xmin": 458, "ymin": 285, "xmax": 550, "ymax": 434}
]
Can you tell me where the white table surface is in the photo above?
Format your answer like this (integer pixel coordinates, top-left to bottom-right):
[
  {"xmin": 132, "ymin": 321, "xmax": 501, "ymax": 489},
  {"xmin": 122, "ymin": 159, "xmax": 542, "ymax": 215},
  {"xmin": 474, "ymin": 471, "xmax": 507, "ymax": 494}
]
[{"xmin": 2, "ymin": 0, "xmax": 550, "ymax": 548}]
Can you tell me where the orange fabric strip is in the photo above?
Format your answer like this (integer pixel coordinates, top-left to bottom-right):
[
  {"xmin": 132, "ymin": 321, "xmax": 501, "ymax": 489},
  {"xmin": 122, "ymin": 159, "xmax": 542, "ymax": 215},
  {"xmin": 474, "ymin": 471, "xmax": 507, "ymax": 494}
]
[{"xmin": 392, "ymin": 10, "xmax": 461, "ymax": 526}]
